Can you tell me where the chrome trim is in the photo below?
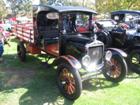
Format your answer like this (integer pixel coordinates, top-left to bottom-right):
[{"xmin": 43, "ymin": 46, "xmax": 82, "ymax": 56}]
[
  {"xmin": 81, "ymin": 62, "xmax": 104, "ymax": 81},
  {"xmin": 83, "ymin": 39, "xmax": 104, "ymax": 72},
  {"xmin": 85, "ymin": 40, "xmax": 104, "ymax": 49}
]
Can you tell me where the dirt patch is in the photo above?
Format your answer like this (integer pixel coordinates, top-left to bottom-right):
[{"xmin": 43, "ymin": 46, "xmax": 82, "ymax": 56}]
[{"xmin": 0, "ymin": 67, "xmax": 36, "ymax": 88}]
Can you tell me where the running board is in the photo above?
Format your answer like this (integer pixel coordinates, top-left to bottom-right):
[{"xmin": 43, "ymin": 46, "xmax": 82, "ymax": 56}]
[{"xmin": 81, "ymin": 70, "xmax": 102, "ymax": 82}]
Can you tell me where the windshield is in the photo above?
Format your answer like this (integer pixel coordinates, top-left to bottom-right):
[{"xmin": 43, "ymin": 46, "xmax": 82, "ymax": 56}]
[
  {"xmin": 97, "ymin": 20, "xmax": 116, "ymax": 27},
  {"xmin": 118, "ymin": 13, "xmax": 140, "ymax": 29},
  {"xmin": 124, "ymin": 13, "xmax": 140, "ymax": 29},
  {"xmin": 61, "ymin": 12, "xmax": 92, "ymax": 34}
]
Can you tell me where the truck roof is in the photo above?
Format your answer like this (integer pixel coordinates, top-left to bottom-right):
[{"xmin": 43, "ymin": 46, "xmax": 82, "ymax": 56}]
[
  {"xmin": 33, "ymin": 5, "xmax": 97, "ymax": 14},
  {"xmin": 111, "ymin": 10, "xmax": 140, "ymax": 15}
]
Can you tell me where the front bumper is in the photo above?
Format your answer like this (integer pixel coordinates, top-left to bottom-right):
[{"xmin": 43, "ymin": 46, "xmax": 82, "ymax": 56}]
[{"xmin": 81, "ymin": 62, "xmax": 104, "ymax": 81}]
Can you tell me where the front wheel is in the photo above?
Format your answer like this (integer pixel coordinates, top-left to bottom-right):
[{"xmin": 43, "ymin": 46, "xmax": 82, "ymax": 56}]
[
  {"xmin": 127, "ymin": 49, "xmax": 140, "ymax": 74},
  {"xmin": 57, "ymin": 63, "xmax": 82, "ymax": 100},
  {"xmin": 103, "ymin": 54, "xmax": 127, "ymax": 83}
]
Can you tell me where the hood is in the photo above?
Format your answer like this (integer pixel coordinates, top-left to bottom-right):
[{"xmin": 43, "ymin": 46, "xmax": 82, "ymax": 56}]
[{"xmin": 66, "ymin": 35, "xmax": 92, "ymax": 45}]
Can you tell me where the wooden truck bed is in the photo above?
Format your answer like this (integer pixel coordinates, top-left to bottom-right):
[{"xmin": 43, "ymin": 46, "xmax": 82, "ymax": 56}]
[
  {"xmin": 12, "ymin": 23, "xmax": 42, "ymax": 54},
  {"xmin": 12, "ymin": 23, "xmax": 59, "ymax": 56},
  {"xmin": 12, "ymin": 23, "xmax": 34, "ymax": 43}
]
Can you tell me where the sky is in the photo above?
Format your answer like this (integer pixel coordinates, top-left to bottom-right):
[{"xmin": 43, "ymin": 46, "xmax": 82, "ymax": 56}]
[{"xmin": 33, "ymin": 0, "xmax": 41, "ymax": 5}]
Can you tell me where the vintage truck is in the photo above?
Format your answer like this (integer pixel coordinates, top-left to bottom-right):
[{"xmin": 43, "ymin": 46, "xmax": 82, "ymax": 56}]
[
  {"xmin": 11, "ymin": 5, "xmax": 127, "ymax": 100},
  {"xmin": 96, "ymin": 10, "xmax": 140, "ymax": 74},
  {"xmin": 111, "ymin": 10, "xmax": 140, "ymax": 74}
]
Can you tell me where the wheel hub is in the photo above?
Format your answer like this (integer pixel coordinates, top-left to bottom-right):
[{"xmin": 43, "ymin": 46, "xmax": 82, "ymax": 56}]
[
  {"xmin": 59, "ymin": 68, "xmax": 76, "ymax": 95},
  {"xmin": 111, "ymin": 65, "xmax": 117, "ymax": 71}
]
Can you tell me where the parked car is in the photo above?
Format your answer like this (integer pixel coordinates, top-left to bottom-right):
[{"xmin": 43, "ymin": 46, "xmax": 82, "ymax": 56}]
[
  {"xmin": 96, "ymin": 10, "xmax": 140, "ymax": 74},
  {"xmin": 12, "ymin": 5, "xmax": 127, "ymax": 100},
  {"xmin": 96, "ymin": 19, "xmax": 117, "ymax": 31}
]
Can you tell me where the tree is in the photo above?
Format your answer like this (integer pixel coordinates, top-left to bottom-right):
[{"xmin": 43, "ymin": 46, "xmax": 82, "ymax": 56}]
[
  {"xmin": 5, "ymin": 0, "xmax": 32, "ymax": 16},
  {"xmin": 96, "ymin": 0, "xmax": 140, "ymax": 13},
  {"xmin": 3, "ymin": 0, "xmax": 140, "ymax": 17},
  {"xmin": 0, "ymin": 0, "xmax": 8, "ymax": 20}
]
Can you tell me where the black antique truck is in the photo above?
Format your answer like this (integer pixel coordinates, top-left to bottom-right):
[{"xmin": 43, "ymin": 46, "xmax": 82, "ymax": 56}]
[
  {"xmin": 12, "ymin": 5, "xmax": 127, "ymax": 100},
  {"xmin": 111, "ymin": 11, "xmax": 140, "ymax": 74},
  {"xmin": 96, "ymin": 10, "xmax": 140, "ymax": 74}
]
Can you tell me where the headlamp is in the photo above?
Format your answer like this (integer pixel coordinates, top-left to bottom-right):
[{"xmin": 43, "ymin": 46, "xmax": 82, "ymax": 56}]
[
  {"xmin": 105, "ymin": 50, "xmax": 112, "ymax": 61},
  {"xmin": 82, "ymin": 55, "xmax": 91, "ymax": 67}
]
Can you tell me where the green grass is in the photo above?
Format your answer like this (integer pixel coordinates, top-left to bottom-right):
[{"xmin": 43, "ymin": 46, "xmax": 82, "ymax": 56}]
[{"xmin": 0, "ymin": 37, "xmax": 140, "ymax": 105}]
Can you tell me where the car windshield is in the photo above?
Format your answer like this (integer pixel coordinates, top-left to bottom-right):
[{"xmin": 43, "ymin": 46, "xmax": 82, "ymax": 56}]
[
  {"xmin": 123, "ymin": 13, "xmax": 140, "ymax": 29},
  {"xmin": 97, "ymin": 20, "xmax": 116, "ymax": 28},
  {"xmin": 112, "ymin": 13, "xmax": 140, "ymax": 30},
  {"xmin": 95, "ymin": 19, "xmax": 116, "ymax": 31},
  {"xmin": 61, "ymin": 12, "xmax": 91, "ymax": 34}
]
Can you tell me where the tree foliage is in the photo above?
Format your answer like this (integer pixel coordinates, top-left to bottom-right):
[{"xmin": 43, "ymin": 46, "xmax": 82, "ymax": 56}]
[
  {"xmin": 96, "ymin": 0, "xmax": 140, "ymax": 13},
  {"xmin": 1, "ymin": 0, "xmax": 140, "ymax": 19},
  {"xmin": 5, "ymin": 0, "xmax": 32, "ymax": 16},
  {"xmin": 41, "ymin": 0, "xmax": 140, "ymax": 13},
  {"xmin": 0, "ymin": 0, "xmax": 8, "ymax": 19}
]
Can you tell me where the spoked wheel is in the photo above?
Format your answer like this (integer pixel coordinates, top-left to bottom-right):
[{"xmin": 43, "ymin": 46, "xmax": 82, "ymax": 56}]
[
  {"xmin": 17, "ymin": 42, "xmax": 26, "ymax": 62},
  {"xmin": 127, "ymin": 49, "xmax": 140, "ymax": 74},
  {"xmin": 103, "ymin": 54, "xmax": 127, "ymax": 83},
  {"xmin": 57, "ymin": 63, "xmax": 82, "ymax": 100}
]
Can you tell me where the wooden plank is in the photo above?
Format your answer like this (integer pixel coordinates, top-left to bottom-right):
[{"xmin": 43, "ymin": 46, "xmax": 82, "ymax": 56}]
[{"xmin": 11, "ymin": 23, "xmax": 34, "ymax": 43}]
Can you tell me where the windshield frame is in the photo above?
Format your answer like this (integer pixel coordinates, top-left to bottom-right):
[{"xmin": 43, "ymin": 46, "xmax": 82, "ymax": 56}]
[{"xmin": 60, "ymin": 12, "xmax": 93, "ymax": 35}]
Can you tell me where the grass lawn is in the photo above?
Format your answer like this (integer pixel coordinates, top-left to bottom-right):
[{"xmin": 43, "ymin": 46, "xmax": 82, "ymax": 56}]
[{"xmin": 0, "ymin": 37, "xmax": 140, "ymax": 105}]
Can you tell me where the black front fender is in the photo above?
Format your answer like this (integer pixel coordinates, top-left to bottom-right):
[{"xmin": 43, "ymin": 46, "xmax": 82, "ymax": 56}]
[
  {"xmin": 55, "ymin": 55, "xmax": 82, "ymax": 70},
  {"xmin": 107, "ymin": 48, "xmax": 127, "ymax": 58}
]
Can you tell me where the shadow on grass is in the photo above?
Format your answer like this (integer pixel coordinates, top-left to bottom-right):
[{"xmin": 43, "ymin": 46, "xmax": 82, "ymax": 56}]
[
  {"xmin": 0, "ymin": 54, "xmax": 74, "ymax": 105},
  {"xmin": 82, "ymin": 78, "xmax": 119, "ymax": 92},
  {"xmin": 82, "ymin": 72, "xmax": 140, "ymax": 92},
  {"xmin": 19, "ymin": 72, "xmax": 74, "ymax": 105},
  {"xmin": 126, "ymin": 72, "xmax": 140, "ymax": 79},
  {"xmin": 1, "ymin": 53, "xmax": 140, "ymax": 105}
]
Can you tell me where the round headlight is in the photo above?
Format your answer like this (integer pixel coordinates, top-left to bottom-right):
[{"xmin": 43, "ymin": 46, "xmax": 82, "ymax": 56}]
[
  {"xmin": 82, "ymin": 55, "xmax": 91, "ymax": 67},
  {"xmin": 105, "ymin": 50, "xmax": 112, "ymax": 61}
]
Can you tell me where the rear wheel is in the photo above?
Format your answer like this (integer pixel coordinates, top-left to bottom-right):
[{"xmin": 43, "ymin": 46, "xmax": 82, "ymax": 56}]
[
  {"xmin": 57, "ymin": 63, "xmax": 82, "ymax": 100},
  {"xmin": 103, "ymin": 54, "xmax": 127, "ymax": 83},
  {"xmin": 127, "ymin": 49, "xmax": 140, "ymax": 74},
  {"xmin": 17, "ymin": 42, "xmax": 26, "ymax": 62}
]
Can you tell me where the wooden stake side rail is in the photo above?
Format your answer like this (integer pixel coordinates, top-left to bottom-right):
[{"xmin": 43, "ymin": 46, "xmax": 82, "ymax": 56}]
[{"xmin": 12, "ymin": 23, "xmax": 34, "ymax": 43}]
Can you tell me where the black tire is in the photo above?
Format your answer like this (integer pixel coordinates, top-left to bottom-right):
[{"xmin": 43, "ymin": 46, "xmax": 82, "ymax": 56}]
[
  {"xmin": 57, "ymin": 63, "xmax": 82, "ymax": 100},
  {"xmin": 103, "ymin": 54, "xmax": 127, "ymax": 83},
  {"xmin": 17, "ymin": 42, "xmax": 26, "ymax": 62},
  {"xmin": 127, "ymin": 49, "xmax": 140, "ymax": 74}
]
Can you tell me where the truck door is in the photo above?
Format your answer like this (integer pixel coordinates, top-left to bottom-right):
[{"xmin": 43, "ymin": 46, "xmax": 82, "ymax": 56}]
[{"xmin": 37, "ymin": 12, "xmax": 59, "ymax": 56}]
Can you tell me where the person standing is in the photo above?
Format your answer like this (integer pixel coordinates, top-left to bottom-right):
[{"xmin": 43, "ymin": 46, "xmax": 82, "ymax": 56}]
[{"xmin": 0, "ymin": 32, "xmax": 4, "ymax": 62}]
